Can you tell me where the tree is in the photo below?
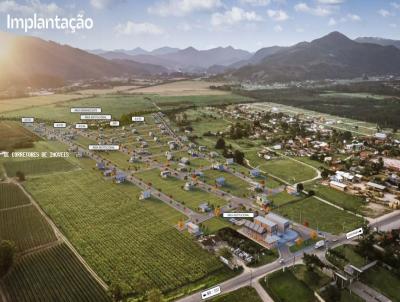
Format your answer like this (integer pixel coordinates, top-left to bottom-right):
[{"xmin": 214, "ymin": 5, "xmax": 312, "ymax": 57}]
[
  {"xmin": 296, "ymin": 183, "xmax": 304, "ymax": 193},
  {"xmin": 218, "ymin": 247, "xmax": 233, "ymax": 261},
  {"xmin": 16, "ymin": 171, "xmax": 25, "ymax": 181},
  {"xmin": 0, "ymin": 240, "xmax": 15, "ymax": 277},
  {"xmin": 233, "ymin": 150, "xmax": 245, "ymax": 165},
  {"xmin": 303, "ymin": 253, "xmax": 325, "ymax": 272},
  {"xmin": 215, "ymin": 137, "xmax": 226, "ymax": 149},
  {"xmin": 323, "ymin": 285, "xmax": 341, "ymax": 302},
  {"xmin": 108, "ymin": 283, "xmax": 124, "ymax": 302},
  {"xmin": 146, "ymin": 289, "xmax": 164, "ymax": 302},
  {"xmin": 133, "ymin": 273, "xmax": 151, "ymax": 298}
]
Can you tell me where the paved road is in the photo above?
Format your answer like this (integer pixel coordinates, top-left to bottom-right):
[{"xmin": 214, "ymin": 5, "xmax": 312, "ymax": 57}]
[{"xmin": 349, "ymin": 281, "xmax": 392, "ymax": 302}]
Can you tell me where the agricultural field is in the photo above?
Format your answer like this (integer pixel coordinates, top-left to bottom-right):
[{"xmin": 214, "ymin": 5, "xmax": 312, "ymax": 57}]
[
  {"xmin": 0, "ymin": 183, "xmax": 31, "ymax": 209},
  {"xmin": 136, "ymin": 169, "xmax": 228, "ymax": 210},
  {"xmin": 130, "ymin": 80, "xmax": 229, "ymax": 96},
  {"xmin": 275, "ymin": 197, "xmax": 365, "ymax": 234},
  {"xmin": 1, "ymin": 243, "xmax": 110, "ymax": 302},
  {"xmin": 362, "ymin": 266, "xmax": 400, "ymax": 302},
  {"xmin": 0, "ymin": 94, "xmax": 83, "ymax": 113},
  {"xmin": 3, "ymin": 157, "xmax": 77, "ymax": 177},
  {"xmin": 203, "ymin": 170, "xmax": 251, "ymax": 198},
  {"xmin": 200, "ymin": 217, "xmax": 233, "ymax": 235},
  {"xmin": 209, "ymin": 286, "xmax": 262, "ymax": 302},
  {"xmin": 0, "ymin": 121, "xmax": 39, "ymax": 151},
  {"xmin": 24, "ymin": 168, "xmax": 226, "ymax": 295},
  {"xmin": 0, "ymin": 205, "xmax": 57, "ymax": 252}
]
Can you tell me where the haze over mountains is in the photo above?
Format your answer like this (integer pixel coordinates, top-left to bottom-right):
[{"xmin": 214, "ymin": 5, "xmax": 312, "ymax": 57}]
[{"xmin": 1, "ymin": 31, "xmax": 400, "ymax": 89}]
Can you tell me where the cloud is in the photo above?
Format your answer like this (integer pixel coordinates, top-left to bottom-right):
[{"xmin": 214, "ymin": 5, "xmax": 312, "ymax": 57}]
[
  {"xmin": 347, "ymin": 13, "xmax": 361, "ymax": 21},
  {"xmin": 90, "ymin": 0, "xmax": 124, "ymax": 9},
  {"xmin": 148, "ymin": 0, "xmax": 222, "ymax": 17},
  {"xmin": 114, "ymin": 21, "xmax": 164, "ymax": 35},
  {"xmin": 0, "ymin": 0, "xmax": 61, "ymax": 15},
  {"xmin": 328, "ymin": 13, "xmax": 361, "ymax": 26},
  {"xmin": 294, "ymin": 2, "xmax": 333, "ymax": 16},
  {"xmin": 317, "ymin": 0, "xmax": 344, "ymax": 4},
  {"xmin": 267, "ymin": 9, "xmax": 289, "ymax": 21},
  {"xmin": 211, "ymin": 7, "xmax": 262, "ymax": 26},
  {"xmin": 328, "ymin": 17, "xmax": 337, "ymax": 26},
  {"xmin": 239, "ymin": 0, "xmax": 271, "ymax": 6},
  {"xmin": 378, "ymin": 9, "xmax": 393, "ymax": 17},
  {"xmin": 391, "ymin": 2, "xmax": 400, "ymax": 9},
  {"xmin": 273, "ymin": 24, "xmax": 283, "ymax": 32}
]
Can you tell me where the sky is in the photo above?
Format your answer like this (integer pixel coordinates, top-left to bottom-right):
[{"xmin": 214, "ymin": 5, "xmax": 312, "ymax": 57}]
[{"xmin": 0, "ymin": 0, "xmax": 399, "ymax": 51}]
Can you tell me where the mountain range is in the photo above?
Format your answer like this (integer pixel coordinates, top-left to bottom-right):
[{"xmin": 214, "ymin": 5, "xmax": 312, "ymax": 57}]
[
  {"xmin": 1, "ymin": 31, "xmax": 400, "ymax": 89},
  {"xmin": 355, "ymin": 37, "xmax": 400, "ymax": 49}
]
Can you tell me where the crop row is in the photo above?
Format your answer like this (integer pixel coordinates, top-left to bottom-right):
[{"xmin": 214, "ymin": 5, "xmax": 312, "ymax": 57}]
[{"xmin": 0, "ymin": 183, "xmax": 31, "ymax": 209}]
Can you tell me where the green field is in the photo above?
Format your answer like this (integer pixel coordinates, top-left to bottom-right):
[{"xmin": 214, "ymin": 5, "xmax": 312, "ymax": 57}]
[
  {"xmin": 201, "ymin": 217, "xmax": 233, "ymax": 235},
  {"xmin": 203, "ymin": 170, "xmax": 251, "ymax": 198},
  {"xmin": 362, "ymin": 266, "xmax": 400, "ymax": 302},
  {"xmin": 327, "ymin": 245, "xmax": 368, "ymax": 269},
  {"xmin": 136, "ymin": 169, "xmax": 228, "ymax": 210},
  {"xmin": 260, "ymin": 269, "xmax": 315, "ymax": 302},
  {"xmin": 0, "ymin": 205, "xmax": 57, "ymax": 252},
  {"xmin": 24, "ymin": 166, "xmax": 225, "ymax": 295},
  {"xmin": 0, "ymin": 121, "xmax": 39, "ymax": 151},
  {"xmin": 0, "ymin": 183, "xmax": 31, "ymax": 209},
  {"xmin": 3, "ymin": 157, "xmax": 77, "ymax": 177},
  {"xmin": 275, "ymin": 197, "xmax": 364, "ymax": 234},
  {"xmin": 209, "ymin": 286, "xmax": 262, "ymax": 302},
  {"xmin": 306, "ymin": 184, "xmax": 368, "ymax": 215},
  {"xmin": 257, "ymin": 159, "xmax": 317, "ymax": 184},
  {"xmin": 2, "ymin": 243, "xmax": 110, "ymax": 302},
  {"xmin": 270, "ymin": 191, "xmax": 301, "ymax": 207}
]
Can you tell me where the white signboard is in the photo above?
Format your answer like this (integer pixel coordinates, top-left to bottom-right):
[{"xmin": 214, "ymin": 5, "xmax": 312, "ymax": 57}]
[
  {"xmin": 110, "ymin": 121, "xmax": 120, "ymax": 127},
  {"xmin": 21, "ymin": 117, "xmax": 34, "ymax": 123},
  {"xmin": 80, "ymin": 115, "xmax": 111, "ymax": 120},
  {"xmin": 71, "ymin": 108, "xmax": 101, "ymax": 113},
  {"xmin": 201, "ymin": 286, "xmax": 221, "ymax": 300},
  {"xmin": 75, "ymin": 123, "xmax": 88, "ymax": 129},
  {"xmin": 346, "ymin": 228, "xmax": 363, "ymax": 240},
  {"xmin": 132, "ymin": 116, "xmax": 145, "ymax": 122},
  {"xmin": 54, "ymin": 122, "xmax": 67, "ymax": 128},
  {"xmin": 89, "ymin": 145, "xmax": 119, "ymax": 151},
  {"xmin": 223, "ymin": 212, "xmax": 254, "ymax": 218}
]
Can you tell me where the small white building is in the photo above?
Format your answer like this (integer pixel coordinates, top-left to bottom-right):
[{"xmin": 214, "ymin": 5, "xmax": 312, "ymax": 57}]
[{"xmin": 139, "ymin": 190, "xmax": 151, "ymax": 200}]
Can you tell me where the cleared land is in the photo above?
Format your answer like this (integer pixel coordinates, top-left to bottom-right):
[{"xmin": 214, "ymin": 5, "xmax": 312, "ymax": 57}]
[
  {"xmin": 209, "ymin": 286, "xmax": 262, "ymax": 302},
  {"xmin": 3, "ymin": 157, "xmax": 76, "ymax": 177},
  {"xmin": 2, "ymin": 243, "xmax": 110, "ymax": 302},
  {"xmin": 0, "ymin": 205, "xmax": 57, "ymax": 252},
  {"xmin": 136, "ymin": 168, "xmax": 228, "ymax": 210},
  {"xmin": 0, "ymin": 183, "xmax": 31, "ymax": 209},
  {"xmin": 275, "ymin": 197, "xmax": 364, "ymax": 234},
  {"xmin": 0, "ymin": 94, "xmax": 83, "ymax": 113},
  {"xmin": 203, "ymin": 170, "xmax": 251, "ymax": 198},
  {"xmin": 24, "ymin": 167, "xmax": 225, "ymax": 294},
  {"xmin": 131, "ymin": 80, "xmax": 229, "ymax": 96}
]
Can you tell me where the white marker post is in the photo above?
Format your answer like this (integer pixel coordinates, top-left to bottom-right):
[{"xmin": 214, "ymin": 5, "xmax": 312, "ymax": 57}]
[
  {"xmin": 346, "ymin": 228, "xmax": 363, "ymax": 240},
  {"xmin": 53, "ymin": 122, "xmax": 67, "ymax": 128},
  {"xmin": 21, "ymin": 117, "xmax": 34, "ymax": 123},
  {"xmin": 132, "ymin": 116, "xmax": 145, "ymax": 122},
  {"xmin": 201, "ymin": 286, "xmax": 221, "ymax": 300}
]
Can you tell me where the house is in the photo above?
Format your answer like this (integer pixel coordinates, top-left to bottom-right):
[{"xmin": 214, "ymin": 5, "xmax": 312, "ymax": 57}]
[
  {"xmin": 168, "ymin": 141, "xmax": 178, "ymax": 150},
  {"xmin": 193, "ymin": 171, "xmax": 204, "ymax": 178},
  {"xmin": 212, "ymin": 163, "xmax": 225, "ymax": 171},
  {"xmin": 329, "ymin": 180, "xmax": 348, "ymax": 191},
  {"xmin": 177, "ymin": 163, "xmax": 188, "ymax": 172},
  {"xmin": 149, "ymin": 131, "xmax": 154, "ymax": 137},
  {"xmin": 140, "ymin": 190, "xmax": 151, "ymax": 200},
  {"xmin": 374, "ymin": 133, "xmax": 387, "ymax": 140},
  {"xmin": 180, "ymin": 157, "xmax": 190, "ymax": 165},
  {"xmin": 266, "ymin": 213, "xmax": 290, "ymax": 233},
  {"xmin": 136, "ymin": 136, "xmax": 143, "ymax": 142},
  {"xmin": 188, "ymin": 149, "xmax": 198, "ymax": 157},
  {"xmin": 131, "ymin": 128, "xmax": 138, "ymax": 134},
  {"xmin": 115, "ymin": 172, "xmax": 126, "ymax": 184},
  {"xmin": 165, "ymin": 151, "xmax": 174, "ymax": 161},
  {"xmin": 199, "ymin": 146, "xmax": 207, "ymax": 152},
  {"xmin": 184, "ymin": 181, "xmax": 194, "ymax": 191},
  {"xmin": 141, "ymin": 142, "xmax": 148, "ymax": 148},
  {"xmin": 256, "ymin": 194, "xmax": 270, "ymax": 206},
  {"xmin": 103, "ymin": 169, "xmax": 113, "ymax": 177},
  {"xmin": 160, "ymin": 170, "xmax": 171, "ymax": 178},
  {"xmin": 198, "ymin": 203, "xmax": 211, "ymax": 213},
  {"xmin": 250, "ymin": 169, "xmax": 261, "ymax": 178},
  {"xmin": 209, "ymin": 151, "xmax": 219, "ymax": 158},
  {"xmin": 215, "ymin": 177, "xmax": 225, "ymax": 187},
  {"xmin": 129, "ymin": 156, "xmax": 140, "ymax": 163},
  {"xmin": 242, "ymin": 220, "xmax": 266, "ymax": 241},
  {"xmin": 96, "ymin": 162, "xmax": 105, "ymax": 170},
  {"xmin": 226, "ymin": 158, "xmax": 234, "ymax": 165},
  {"xmin": 187, "ymin": 222, "xmax": 201, "ymax": 236}
]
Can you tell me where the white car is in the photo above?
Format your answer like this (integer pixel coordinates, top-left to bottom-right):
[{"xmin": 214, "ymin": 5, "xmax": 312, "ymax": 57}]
[{"xmin": 279, "ymin": 258, "xmax": 285, "ymax": 264}]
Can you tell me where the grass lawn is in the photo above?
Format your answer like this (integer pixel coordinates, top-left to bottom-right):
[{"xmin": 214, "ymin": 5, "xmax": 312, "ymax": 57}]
[
  {"xmin": 362, "ymin": 266, "xmax": 400, "ymax": 302},
  {"xmin": 275, "ymin": 197, "xmax": 364, "ymax": 235},
  {"xmin": 294, "ymin": 157, "xmax": 328, "ymax": 170},
  {"xmin": 203, "ymin": 170, "xmax": 251, "ymax": 198},
  {"xmin": 258, "ymin": 159, "xmax": 317, "ymax": 184},
  {"xmin": 306, "ymin": 184, "xmax": 368, "ymax": 215},
  {"xmin": 292, "ymin": 265, "xmax": 331, "ymax": 290},
  {"xmin": 270, "ymin": 191, "xmax": 301, "ymax": 207},
  {"xmin": 260, "ymin": 269, "xmax": 315, "ymax": 302},
  {"xmin": 201, "ymin": 217, "xmax": 233, "ymax": 235},
  {"xmin": 3, "ymin": 158, "xmax": 77, "ymax": 177},
  {"xmin": 209, "ymin": 286, "xmax": 262, "ymax": 302},
  {"xmin": 329, "ymin": 245, "xmax": 367, "ymax": 269},
  {"xmin": 136, "ymin": 169, "xmax": 228, "ymax": 211}
]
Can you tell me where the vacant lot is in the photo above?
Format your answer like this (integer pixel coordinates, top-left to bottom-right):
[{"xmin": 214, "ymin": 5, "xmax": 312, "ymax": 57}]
[
  {"xmin": 2, "ymin": 243, "xmax": 110, "ymax": 302},
  {"xmin": 0, "ymin": 94, "xmax": 83, "ymax": 113},
  {"xmin": 210, "ymin": 286, "xmax": 262, "ymax": 302},
  {"xmin": 3, "ymin": 157, "xmax": 76, "ymax": 177},
  {"xmin": 131, "ymin": 80, "xmax": 229, "ymax": 96},
  {"xmin": 25, "ymin": 168, "xmax": 225, "ymax": 295},
  {"xmin": 275, "ymin": 197, "xmax": 364, "ymax": 234},
  {"xmin": 362, "ymin": 266, "xmax": 400, "ymax": 302}
]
